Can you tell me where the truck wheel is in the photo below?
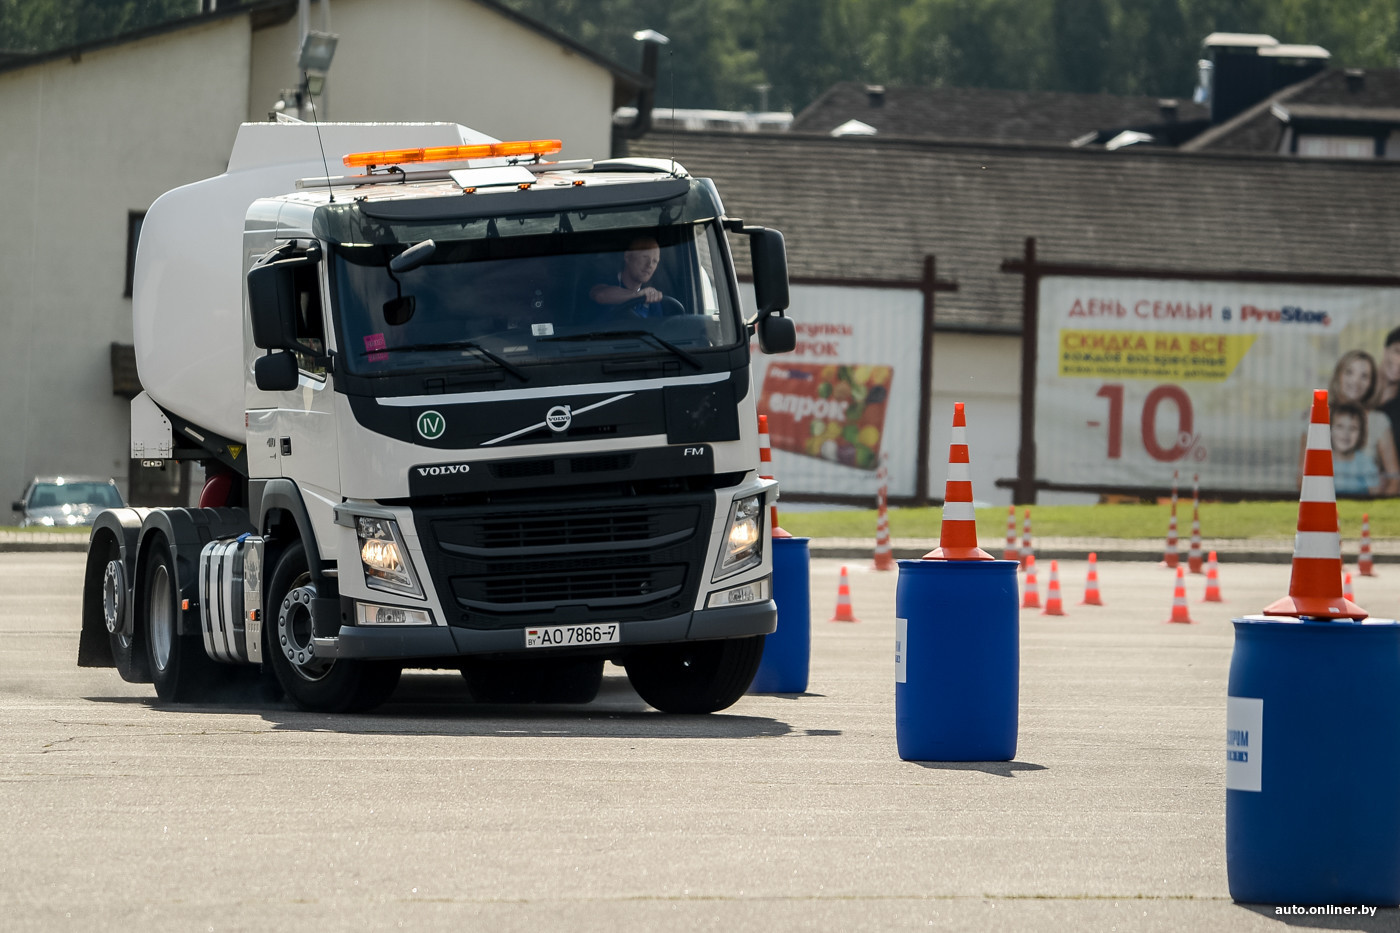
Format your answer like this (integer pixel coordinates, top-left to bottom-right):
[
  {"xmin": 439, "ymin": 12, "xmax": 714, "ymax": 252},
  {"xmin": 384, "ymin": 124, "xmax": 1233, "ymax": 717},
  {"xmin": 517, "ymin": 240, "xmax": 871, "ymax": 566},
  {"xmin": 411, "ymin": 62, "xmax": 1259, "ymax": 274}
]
[
  {"xmin": 106, "ymin": 549, "xmax": 149, "ymax": 683},
  {"xmin": 462, "ymin": 657, "xmax": 604, "ymax": 704},
  {"xmin": 624, "ymin": 636, "xmax": 764, "ymax": 714},
  {"xmin": 142, "ymin": 540, "xmax": 225, "ymax": 702},
  {"xmin": 265, "ymin": 541, "xmax": 400, "ymax": 713},
  {"xmin": 83, "ymin": 530, "xmax": 149, "ymax": 681}
]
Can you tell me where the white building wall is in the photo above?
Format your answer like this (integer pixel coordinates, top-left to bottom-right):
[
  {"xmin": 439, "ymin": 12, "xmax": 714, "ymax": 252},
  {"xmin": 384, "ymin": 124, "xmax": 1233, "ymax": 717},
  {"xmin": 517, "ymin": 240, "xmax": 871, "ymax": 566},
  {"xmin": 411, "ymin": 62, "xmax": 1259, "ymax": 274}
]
[
  {"xmin": 927, "ymin": 332, "xmax": 1095, "ymax": 506},
  {"xmin": 927, "ymin": 332, "xmax": 1022, "ymax": 506},
  {"xmin": 248, "ymin": 0, "xmax": 618, "ymax": 160},
  {"xmin": 0, "ymin": 18, "xmax": 251, "ymax": 504}
]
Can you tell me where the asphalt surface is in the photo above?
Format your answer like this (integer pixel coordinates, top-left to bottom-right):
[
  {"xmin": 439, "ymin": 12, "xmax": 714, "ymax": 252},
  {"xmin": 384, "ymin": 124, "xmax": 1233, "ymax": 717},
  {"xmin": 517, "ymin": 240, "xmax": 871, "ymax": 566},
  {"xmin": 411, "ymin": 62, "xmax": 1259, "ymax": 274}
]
[{"xmin": 2, "ymin": 552, "xmax": 1397, "ymax": 932}]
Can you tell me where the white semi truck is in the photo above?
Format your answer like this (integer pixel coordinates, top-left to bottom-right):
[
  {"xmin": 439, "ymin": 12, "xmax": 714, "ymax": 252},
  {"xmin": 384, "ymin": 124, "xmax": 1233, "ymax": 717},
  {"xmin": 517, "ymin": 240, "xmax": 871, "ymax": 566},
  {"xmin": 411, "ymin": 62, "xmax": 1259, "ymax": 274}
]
[{"xmin": 78, "ymin": 121, "xmax": 795, "ymax": 714}]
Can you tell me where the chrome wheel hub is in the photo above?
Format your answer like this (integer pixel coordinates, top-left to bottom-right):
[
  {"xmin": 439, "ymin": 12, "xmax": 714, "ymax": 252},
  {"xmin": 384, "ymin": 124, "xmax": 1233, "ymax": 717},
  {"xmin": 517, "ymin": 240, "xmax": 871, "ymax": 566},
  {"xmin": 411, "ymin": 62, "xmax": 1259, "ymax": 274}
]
[
  {"xmin": 278, "ymin": 583, "xmax": 332, "ymax": 682},
  {"xmin": 102, "ymin": 559, "xmax": 128, "ymax": 636}
]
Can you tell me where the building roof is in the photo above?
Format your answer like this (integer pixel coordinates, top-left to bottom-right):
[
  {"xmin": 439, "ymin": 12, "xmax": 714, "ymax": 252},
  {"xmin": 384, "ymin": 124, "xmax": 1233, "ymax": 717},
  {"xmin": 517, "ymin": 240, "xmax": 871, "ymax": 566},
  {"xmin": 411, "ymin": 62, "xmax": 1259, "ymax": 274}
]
[
  {"xmin": 0, "ymin": 0, "xmax": 646, "ymax": 96},
  {"xmin": 633, "ymin": 130, "xmax": 1400, "ymax": 334},
  {"xmin": 1185, "ymin": 67, "xmax": 1400, "ymax": 152},
  {"xmin": 790, "ymin": 81, "xmax": 1208, "ymax": 145}
]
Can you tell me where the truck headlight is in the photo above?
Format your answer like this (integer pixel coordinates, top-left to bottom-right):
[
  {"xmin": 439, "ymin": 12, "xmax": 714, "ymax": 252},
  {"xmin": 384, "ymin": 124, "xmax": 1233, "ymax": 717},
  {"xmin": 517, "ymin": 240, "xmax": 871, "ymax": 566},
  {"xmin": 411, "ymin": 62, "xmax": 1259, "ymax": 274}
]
[
  {"xmin": 356, "ymin": 517, "xmax": 424, "ymax": 598},
  {"xmin": 713, "ymin": 494, "xmax": 764, "ymax": 581}
]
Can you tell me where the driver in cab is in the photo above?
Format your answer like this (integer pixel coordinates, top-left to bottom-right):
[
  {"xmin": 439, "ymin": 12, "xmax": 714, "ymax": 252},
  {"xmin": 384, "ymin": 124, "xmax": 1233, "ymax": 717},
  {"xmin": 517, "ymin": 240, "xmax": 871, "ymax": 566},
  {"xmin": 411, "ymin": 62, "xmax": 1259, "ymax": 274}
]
[{"xmin": 590, "ymin": 236, "xmax": 669, "ymax": 317}]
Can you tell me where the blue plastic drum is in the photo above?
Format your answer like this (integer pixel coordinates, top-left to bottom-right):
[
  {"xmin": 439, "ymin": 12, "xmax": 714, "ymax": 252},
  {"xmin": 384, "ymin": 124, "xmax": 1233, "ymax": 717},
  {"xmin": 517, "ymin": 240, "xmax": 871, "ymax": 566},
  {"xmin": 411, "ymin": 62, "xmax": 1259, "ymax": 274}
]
[
  {"xmin": 894, "ymin": 559, "xmax": 1019, "ymax": 761},
  {"xmin": 1227, "ymin": 616, "xmax": 1400, "ymax": 906},
  {"xmin": 750, "ymin": 536, "xmax": 811, "ymax": 694}
]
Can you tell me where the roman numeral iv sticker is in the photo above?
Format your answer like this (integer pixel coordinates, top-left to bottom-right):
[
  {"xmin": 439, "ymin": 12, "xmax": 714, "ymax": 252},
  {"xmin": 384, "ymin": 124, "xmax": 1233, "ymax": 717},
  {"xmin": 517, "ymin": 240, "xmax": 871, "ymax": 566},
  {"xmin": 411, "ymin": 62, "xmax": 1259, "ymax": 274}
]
[{"xmin": 417, "ymin": 410, "xmax": 445, "ymax": 440}]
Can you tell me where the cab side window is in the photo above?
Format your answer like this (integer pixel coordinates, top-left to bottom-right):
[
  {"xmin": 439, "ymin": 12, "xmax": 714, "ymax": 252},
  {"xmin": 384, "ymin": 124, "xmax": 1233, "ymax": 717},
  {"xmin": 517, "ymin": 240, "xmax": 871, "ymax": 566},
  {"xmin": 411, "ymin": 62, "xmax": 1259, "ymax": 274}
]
[{"xmin": 292, "ymin": 264, "xmax": 326, "ymax": 376}]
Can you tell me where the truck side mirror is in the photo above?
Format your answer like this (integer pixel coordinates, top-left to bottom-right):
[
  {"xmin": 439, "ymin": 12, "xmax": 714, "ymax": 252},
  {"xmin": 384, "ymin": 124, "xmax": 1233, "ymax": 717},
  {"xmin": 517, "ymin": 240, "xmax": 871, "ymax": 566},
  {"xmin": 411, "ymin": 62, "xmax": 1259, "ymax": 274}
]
[
  {"xmin": 254, "ymin": 350, "xmax": 299, "ymax": 392},
  {"xmin": 11, "ymin": 500, "xmax": 22, "ymax": 511},
  {"xmin": 749, "ymin": 228, "xmax": 790, "ymax": 317},
  {"xmin": 248, "ymin": 248, "xmax": 319, "ymax": 351},
  {"xmin": 757, "ymin": 314, "xmax": 796, "ymax": 354}
]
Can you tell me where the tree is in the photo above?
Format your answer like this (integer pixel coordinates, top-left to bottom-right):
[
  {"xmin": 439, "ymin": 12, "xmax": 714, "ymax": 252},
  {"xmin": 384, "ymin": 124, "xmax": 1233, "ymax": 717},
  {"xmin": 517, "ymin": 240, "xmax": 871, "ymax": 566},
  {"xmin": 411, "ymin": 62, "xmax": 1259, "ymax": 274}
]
[{"xmin": 0, "ymin": 0, "xmax": 201, "ymax": 53}]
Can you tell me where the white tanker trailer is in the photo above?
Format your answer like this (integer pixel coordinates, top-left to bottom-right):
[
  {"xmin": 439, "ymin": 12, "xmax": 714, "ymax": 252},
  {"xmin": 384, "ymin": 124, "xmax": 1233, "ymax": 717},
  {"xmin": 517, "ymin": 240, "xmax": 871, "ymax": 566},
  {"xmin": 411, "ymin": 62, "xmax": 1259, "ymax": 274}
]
[{"xmin": 78, "ymin": 120, "xmax": 795, "ymax": 713}]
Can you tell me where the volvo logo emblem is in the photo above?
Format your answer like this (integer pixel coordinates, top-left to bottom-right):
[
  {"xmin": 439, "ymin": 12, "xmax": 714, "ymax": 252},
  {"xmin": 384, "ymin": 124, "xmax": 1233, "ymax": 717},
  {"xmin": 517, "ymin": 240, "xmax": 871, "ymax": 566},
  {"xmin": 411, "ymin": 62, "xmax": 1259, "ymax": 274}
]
[
  {"xmin": 546, "ymin": 405, "xmax": 572, "ymax": 433},
  {"xmin": 417, "ymin": 410, "xmax": 446, "ymax": 440}
]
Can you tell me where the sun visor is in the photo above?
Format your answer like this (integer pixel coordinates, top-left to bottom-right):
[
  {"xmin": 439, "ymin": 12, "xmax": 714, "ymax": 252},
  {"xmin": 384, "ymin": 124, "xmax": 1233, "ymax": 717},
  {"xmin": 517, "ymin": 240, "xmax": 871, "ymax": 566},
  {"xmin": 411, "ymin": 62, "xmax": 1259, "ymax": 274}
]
[{"xmin": 354, "ymin": 178, "xmax": 693, "ymax": 222}]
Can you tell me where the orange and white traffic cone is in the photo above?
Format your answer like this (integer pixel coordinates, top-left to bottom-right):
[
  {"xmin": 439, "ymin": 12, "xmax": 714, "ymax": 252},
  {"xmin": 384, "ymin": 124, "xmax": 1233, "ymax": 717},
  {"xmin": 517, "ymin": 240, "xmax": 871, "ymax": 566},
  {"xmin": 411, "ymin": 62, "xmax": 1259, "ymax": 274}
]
[
  {"xmin": 829, "ymin": 565, "xmax": 860, "ymax": 623},
  {"xmin": 1187, "ymin": 474, "xmax": 1204, "ymax": 574},
  {"xmin": 1162, "ymin": 470, "xmax": 1180, "ymax": 568},
  {"xmin": 1043, "ymin": 560, "xmax": 1065, "ymax": 616},
  {"xmin": 873, "ymin": 454, "xmax": 895, "ymax": 571},
  {"xmin": 1166, "ymin": 566, "xmax": 1194, "ymax": 624},
  {"xmin": 1003, "ymin": 505, "xmax": 1019, "ymax": 562},
  {"xmin": 924, "ymin": 402, "xmax": 993, "ymax": 561},
  {"xmin": 1263, "ymin": 389, "xmax": 1367, "ymax": 620},
  {"xmin": 1021, "ymin": 555, "xmax": 1041, "ymax": 609},
  {"xmin": 1359, "ymin": 512, "xmax": 1375, "ymax": 577},
  {"xmin": 758, "ymin": 415, "xmax": 790, "ymax": 539},
  {"xmin": 1201, "ymin": 550, "xmax": 1224, "ymax": 603},
  {"xmin": 1081, "ymin": 552, "xmax": 1104, "ymax": 605},
  {"xmin": 1344, "ymin": 571, "xmax": 1355, "ymax": 602},
  {"xmin": 1020, "ymin": 509, "xmax": 1035, "ymax": 568}
]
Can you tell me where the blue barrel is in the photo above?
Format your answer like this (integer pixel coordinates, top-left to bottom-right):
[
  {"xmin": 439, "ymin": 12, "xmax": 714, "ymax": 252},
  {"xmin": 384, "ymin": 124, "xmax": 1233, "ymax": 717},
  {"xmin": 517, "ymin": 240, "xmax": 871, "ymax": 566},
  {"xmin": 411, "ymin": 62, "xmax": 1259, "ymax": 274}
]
[
  {"xmin": 749, "ymin": 536, "xmax": 811, "ymax": 694},
  {"xmin": 1227, "ymin": 616, "xmax": 1400, "ymax": 906},
  {"xmin": 894, "ymin": 559, "xmax": 1019, "ymax": 761}
]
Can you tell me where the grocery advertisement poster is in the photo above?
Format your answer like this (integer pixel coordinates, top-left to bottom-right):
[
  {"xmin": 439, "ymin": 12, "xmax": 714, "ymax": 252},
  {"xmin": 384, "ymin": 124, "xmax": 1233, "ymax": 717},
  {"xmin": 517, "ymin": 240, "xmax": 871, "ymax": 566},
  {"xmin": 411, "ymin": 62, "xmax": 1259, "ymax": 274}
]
[
  {"xmin": 750, "ymin": 284, "xmax": 923, "ymax": 497},
  {"xmin": 1036, "ymin": 277, "xmax": 1400, "ymax": 494},
  {"xmin": 761, "ymin": 362, "xmax": 893, "ymax": 470}
]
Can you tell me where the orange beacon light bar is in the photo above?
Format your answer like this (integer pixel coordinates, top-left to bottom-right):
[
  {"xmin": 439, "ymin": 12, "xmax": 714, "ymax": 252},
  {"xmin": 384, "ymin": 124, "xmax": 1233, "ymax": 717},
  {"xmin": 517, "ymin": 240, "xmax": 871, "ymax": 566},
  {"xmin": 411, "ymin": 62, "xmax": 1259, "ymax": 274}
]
[{"xmin": 342, "ymin": 139, "xmax": 562, "ymax": 168}]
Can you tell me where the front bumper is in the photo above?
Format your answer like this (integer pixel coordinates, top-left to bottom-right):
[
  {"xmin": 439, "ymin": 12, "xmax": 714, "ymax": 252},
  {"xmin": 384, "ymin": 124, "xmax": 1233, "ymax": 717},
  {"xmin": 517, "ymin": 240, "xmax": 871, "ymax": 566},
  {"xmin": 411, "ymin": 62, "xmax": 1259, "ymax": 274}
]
[{"xmin": 326, "ymin": 597, "xmax": 777, "ymax": 660}]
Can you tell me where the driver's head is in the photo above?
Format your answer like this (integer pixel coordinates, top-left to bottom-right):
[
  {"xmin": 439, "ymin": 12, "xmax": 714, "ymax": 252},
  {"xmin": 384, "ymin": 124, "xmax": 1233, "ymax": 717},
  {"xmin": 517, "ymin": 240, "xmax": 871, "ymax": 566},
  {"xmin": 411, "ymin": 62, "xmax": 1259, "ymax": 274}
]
[{"xmin": 623, "ymin": 236, "xmax": 660, "ymax": 285}]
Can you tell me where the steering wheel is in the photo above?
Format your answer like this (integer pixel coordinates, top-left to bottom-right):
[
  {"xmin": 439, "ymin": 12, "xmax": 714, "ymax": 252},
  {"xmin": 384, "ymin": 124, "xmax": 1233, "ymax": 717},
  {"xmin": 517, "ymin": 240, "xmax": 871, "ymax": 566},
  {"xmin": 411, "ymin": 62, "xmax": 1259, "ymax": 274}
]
[{"xmin": 618, "ymin": 295, "xmax": 686, "ymax": 320}]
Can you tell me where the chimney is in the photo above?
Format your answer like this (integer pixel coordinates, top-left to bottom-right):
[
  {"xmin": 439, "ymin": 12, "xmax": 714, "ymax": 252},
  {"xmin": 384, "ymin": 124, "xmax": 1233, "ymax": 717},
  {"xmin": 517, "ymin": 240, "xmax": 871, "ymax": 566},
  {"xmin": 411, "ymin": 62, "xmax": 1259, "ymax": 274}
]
[
  {"xmin": 865, "ymin": 85, "xmax": 886, "ymax": 108},
  {"xmin": 613, "ymin": 29, "xmax": 669, "ymax": 155},
  {"xmin": 1202, "ymin": 33, "xmax": 1330, "ymax": 124}
]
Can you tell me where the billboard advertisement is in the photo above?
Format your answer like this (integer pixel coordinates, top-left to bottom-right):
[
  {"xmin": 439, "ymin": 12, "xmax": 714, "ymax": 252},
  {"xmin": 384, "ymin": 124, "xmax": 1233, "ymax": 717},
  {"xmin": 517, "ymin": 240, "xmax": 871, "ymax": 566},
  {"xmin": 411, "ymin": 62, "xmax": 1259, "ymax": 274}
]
[
  {"xmin": 751, "ymin": 284, "xmax": 923, "ymax": 498},
  {"xmin": 1036, "ymin": 277, "xmax": 1400, "ymax": 495}
]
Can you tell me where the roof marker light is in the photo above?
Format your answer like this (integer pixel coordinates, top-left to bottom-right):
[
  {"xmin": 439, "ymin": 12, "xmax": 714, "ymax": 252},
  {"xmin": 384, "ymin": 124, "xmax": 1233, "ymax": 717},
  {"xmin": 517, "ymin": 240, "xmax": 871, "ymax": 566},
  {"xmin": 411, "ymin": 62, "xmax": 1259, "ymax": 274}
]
[{"xmin": 343, "ymin": 139, "xmax": 562, "ymax": 168}]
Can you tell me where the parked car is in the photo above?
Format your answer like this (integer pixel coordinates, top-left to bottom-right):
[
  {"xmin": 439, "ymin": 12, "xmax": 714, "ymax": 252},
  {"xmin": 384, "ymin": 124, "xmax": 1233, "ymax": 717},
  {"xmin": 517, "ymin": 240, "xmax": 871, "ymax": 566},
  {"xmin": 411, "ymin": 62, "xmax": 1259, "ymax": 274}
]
[{"xmin": 12, "ymin": 476, "xmax": 124, "ymax": 527}]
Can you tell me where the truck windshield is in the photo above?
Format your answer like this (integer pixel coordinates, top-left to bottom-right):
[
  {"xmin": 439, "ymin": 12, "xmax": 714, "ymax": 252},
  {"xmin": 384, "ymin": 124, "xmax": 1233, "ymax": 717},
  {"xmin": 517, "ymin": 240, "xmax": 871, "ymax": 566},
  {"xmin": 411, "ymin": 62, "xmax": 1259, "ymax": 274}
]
[{"xmin": 329, "ymin": 221, "xmax": 741, "ymax": 379}]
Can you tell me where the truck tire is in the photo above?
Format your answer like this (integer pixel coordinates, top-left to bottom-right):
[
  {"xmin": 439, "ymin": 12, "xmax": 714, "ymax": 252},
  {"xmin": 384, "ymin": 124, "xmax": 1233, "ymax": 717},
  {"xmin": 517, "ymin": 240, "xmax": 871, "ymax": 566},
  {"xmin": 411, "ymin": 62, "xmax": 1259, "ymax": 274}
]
[
  {"xmin": 462, "ymin": 657, "xmax": 604, "ymax": 704},
  {"xmin": 81, "ymin": 527, "xmax": 150, "ymax": 681},
  {"xmin": 624, "ymin": 636, "xmax": 764, "ymax": 714},
  {"xmin": 142, "ymin": 540, "xmax": 226, "ymax": 703},
  {"xmin": 265, "ymin": 541, "xmax": 400, "ymax": 713}
]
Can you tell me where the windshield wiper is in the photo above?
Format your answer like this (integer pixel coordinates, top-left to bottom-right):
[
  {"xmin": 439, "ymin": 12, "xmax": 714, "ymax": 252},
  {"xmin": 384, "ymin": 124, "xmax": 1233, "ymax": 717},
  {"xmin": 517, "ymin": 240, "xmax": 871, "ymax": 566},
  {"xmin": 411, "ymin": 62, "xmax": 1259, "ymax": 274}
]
[
  {"xmin": 539, "ymin": 330, "xmax": 703, "ymax": 370},
  {"xmin": 361, "ymin": 339, "xmax": 529, "ymax": 381}
]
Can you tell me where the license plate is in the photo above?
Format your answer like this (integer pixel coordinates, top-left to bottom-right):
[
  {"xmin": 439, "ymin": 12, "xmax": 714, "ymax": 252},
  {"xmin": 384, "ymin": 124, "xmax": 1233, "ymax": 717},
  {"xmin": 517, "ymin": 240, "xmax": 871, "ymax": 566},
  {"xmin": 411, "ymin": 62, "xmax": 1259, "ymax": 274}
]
[{"xmin": 524, "ymin": 623, "xmax": 620, "ymax": 648}]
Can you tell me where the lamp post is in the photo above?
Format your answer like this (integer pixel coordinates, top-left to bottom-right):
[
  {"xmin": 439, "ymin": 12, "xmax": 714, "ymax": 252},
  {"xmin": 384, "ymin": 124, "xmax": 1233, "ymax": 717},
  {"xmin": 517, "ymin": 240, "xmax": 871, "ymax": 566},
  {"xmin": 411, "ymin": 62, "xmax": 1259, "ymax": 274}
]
[{"xmin": 297, "ymin": 30, "xmax": 338, "ymax": 118}]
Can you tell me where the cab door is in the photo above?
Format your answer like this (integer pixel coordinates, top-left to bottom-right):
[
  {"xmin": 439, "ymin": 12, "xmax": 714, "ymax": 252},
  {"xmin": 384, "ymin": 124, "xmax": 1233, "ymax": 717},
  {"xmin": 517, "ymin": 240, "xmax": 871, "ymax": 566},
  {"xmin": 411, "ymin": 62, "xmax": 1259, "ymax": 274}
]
[{"xmin": 246, "ymin": 243, "xmax": 341, "ymax": 501}]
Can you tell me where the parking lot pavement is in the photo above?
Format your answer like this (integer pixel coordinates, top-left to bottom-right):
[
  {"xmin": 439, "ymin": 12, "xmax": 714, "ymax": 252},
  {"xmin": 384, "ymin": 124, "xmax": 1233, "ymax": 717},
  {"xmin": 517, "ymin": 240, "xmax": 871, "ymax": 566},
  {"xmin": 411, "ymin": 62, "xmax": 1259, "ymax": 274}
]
[{"xmin": 1, "ymin": 552, "xmax": 1395, "ymax": 932}]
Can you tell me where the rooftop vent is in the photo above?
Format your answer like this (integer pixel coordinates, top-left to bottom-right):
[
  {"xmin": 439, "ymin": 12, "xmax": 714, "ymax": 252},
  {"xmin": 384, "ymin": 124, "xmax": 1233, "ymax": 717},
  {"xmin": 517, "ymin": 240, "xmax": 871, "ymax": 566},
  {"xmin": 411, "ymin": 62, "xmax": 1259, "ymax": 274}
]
[
  {"xmin": 831, "ymin": 119, "xmax": 878, "ymax": 137},
  {"xmin": 1106, "ymin": 130, "xmax": 1154, "ymax": 151},
  {"xmin": 865, "ymin": 85, "xmax": 886, "ymax": 108}
]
